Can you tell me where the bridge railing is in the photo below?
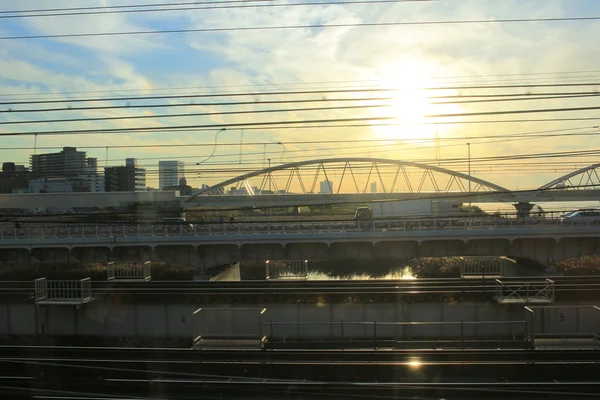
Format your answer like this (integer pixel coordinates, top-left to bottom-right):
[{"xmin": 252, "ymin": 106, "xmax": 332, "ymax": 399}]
[
  {"xmin": 3, "ymin": 217, "xmax": 599, "ymax": 240},
  {"xmin": 495, "ymin": 279, "xmax": 555, "ymax": 304}
]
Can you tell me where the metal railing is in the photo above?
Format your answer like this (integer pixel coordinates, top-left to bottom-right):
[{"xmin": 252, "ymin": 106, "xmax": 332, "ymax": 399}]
[
  {"xmin": 3, "ymin": 217, "xmax": 600, "ymax": 241},
  {"xmin": 33, "ymin": 277, "xmax": 92, "ymax": 305},
  {"xmin": 495, "ymin": 279, "xmax": 555, "ymax": 304},
  {"xmin": 107, "ymin": 261, "xmax": 151, "ymax": 282},
  {"xmin": 266, "ymin": 319, "xmax": 528, "ymax": 348},
  {"xmin": 525, "ymin": 305, "xmax": 600, "ymax": 348},
  {"xmin": 266, "ymin": 260, "xmax": 309, "ymax": 280},
  {"xmin": 460, "ymin": 257, "xmax": 504, "ymax": 278},
  {"xmin": 192, "ymin": 307, "xmax": 268, "ymax": 347}
]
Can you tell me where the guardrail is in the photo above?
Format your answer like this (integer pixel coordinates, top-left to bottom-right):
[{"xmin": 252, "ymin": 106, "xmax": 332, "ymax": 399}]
[{"xmin": 2, "ymin": 217, "xmax": 598, "ymax": 240}]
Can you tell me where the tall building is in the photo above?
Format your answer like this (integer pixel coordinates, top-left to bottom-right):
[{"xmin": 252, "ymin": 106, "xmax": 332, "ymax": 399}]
[
  {"xmin": 319, "ymin": 179, "xmax": 334, "ymax": 194},
  {"xmin": 0, "ymin": 162, "xmax": 30, "ymax": 193},
  {"xmin": 104, "ymin": 159, "xmax": 146, "ymax": 192},
  {"xmin": 370, "ymin": 182, "xmax": 377, "ymax": 193},
  {"xmin": 31, "ymin": 147, "xmax": 88, "ymax": 178},
  {"xmin": 159, "ymin": 161, "xmax": 185, "ymax": 190}
]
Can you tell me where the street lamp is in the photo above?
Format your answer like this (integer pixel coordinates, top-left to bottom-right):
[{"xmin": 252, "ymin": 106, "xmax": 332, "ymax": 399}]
[
  {"xmin": 196, "ymin": 128, "xmax": 226, "ymax": 166},
  {"xmin": 467, "ymin": 142, "xmax": 471, "ymax": 211},
  {"xmin": 239, "ymin": 128, "xmax": 244, "ymax": 164},
  {"xmin": 277, "ymin": 141, "xmax": 286, "ymax": 164},
  {"xmin": 262, "ymin": 141, "xmax": 286, "ymax": 169}
]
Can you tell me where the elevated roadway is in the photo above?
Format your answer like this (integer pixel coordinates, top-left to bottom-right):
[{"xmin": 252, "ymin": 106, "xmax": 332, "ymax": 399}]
[
  {"xmin": 0, "ymin": 218, "xmax": 599, "ymax": 266},
  {"xmin": 1, "ymin": 188, "xmax": 600, "ymax": 211}
]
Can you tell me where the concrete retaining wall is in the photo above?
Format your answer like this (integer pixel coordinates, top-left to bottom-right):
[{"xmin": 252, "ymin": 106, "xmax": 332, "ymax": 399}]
[{"xmin": 1, "ymin": 299, "xmax": 597, "ymax": 341}]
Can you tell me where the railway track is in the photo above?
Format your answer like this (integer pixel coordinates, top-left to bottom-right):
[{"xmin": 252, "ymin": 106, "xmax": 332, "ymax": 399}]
[
  {"xmin": 2, "ymin": 345, "xmax": 600, "ymax": 399},
  {"xmin": 0, "ymin": 276, "xmax": 598, "ymax": 296}
]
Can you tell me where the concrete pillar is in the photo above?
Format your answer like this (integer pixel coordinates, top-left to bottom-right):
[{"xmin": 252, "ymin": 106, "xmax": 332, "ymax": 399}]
[{"xmin": 513, "ymin": 202, "xmax": 534, "ymax": 218}]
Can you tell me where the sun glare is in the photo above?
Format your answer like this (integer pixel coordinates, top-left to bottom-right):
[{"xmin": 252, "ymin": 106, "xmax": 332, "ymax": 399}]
[{"xmin": 368, "ymin": 62, "xmax": 437, "ymax": 144}]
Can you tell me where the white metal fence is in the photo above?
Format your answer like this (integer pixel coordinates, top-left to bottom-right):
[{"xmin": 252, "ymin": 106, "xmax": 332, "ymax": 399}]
[
  {"xmin": 107, "ymin": 261, "xmax": 151, "ymax": 282},
  {"xmin": 266, "ymin": 260, "xmax": 308, "ymax": 280},
  {"xmin": 33, "ymin": 277, "xmax": 93, "ymax": 305},
  {"xmin": 460, "ymin": 257, "xmax": 505, "ymax": 278}
]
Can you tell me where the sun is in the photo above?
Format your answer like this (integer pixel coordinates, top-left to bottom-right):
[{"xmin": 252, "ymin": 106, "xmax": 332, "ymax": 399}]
[{"xmin": 368, "ymin": 62, "xmax": 437, "ymax": 143}]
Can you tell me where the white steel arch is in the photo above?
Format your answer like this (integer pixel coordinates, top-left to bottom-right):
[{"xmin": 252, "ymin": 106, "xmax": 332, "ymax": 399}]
[
  {"xmin": 187, "ymin": 157, "xmax": 510, "ymax": 201},
  {"xmin": 538, "ymin": 163, "xmax": 600, "ymax": 190}
]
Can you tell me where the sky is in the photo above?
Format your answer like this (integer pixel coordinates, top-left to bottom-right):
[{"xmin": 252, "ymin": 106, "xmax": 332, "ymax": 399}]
[{"xmin": 1, "ymin": 0, "xmax": 600, "ymax": 206}]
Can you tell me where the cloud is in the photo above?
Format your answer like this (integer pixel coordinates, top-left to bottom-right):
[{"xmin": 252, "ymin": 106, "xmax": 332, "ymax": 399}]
[{"xmin": 2, "ymin": 0, "xmax": 600, "ymax": 191}]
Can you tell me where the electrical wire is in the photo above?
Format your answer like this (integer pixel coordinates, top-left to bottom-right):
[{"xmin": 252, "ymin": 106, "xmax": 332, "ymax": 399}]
[
  {"xmin": 0, "ymin": 124, "xmax": 593, "ymax": 151},
  {"xmin": 0, "ymin": 102, "xmax": 392, "ymax": 125},
  {"xmin": 0, "ymin": 0, "xmax": 276, "ymax": 14},
  {"xmin": 5, "ymin": 82, "xmax": 600, "ymax": 107},
  {"xmin": 3, "ymin": 105, "xmax": 600, "ymax": 137},
  {"xmin": 4, "ymin": 69, "xmax": 600, "ymax": 101},
  {"xmin": 4, "ymin": 15, "xmax": 600, "ymax": 41},
  {"xmin": 0, "ymin": 0, "xmax": 437, "ymax": 19}
]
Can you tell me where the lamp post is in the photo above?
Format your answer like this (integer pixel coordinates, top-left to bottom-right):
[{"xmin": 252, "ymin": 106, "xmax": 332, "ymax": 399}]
[
  {"xmin": 263, "ymin": 141, "xmax": 286, "ymax": 169},
  {"xmin": 268, "ymin": 158, "xmax": 271, "ymax": 194},
  {"xmin": 239, "ymin": 128, "xmax": 244, "ymax": 164},
  {"xmin": 277, "ymin": 141, "xmax": 286, "ymax": 164},
  {"xmin": 467, "ymin": 142, "xmax": 471, "ymax": 212},
  {"xmin": 196, "ymin": 128, "xmax": 226, "ymax": 166}
]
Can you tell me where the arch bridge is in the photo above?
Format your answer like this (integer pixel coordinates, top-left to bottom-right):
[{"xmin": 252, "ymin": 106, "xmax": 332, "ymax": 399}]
[{"xmin": 187, "ymin": 157, "xmax": 515, "ymax": 207}]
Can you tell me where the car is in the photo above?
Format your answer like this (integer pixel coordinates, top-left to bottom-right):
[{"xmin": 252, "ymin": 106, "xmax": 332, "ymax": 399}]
[{"xmin": 561, "ymin": 210, "xmax": 600, "ymax": 224}]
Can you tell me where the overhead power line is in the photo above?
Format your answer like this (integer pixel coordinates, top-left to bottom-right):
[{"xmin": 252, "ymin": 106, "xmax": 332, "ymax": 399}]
[
  {"xmin": 0, "ymin": 126, "xmax": 590, "ymax": 150},
  {"xmin": 4, "ymin": 94, "xmax": 600, "ymax": 126},
  {"xmin": 0, "ymin": 96, "xmax": 392, "ymax": 114},
  {"xmin": 0, "ymin": 0, "xmax": 435, "ymax": 19},
  {"xmin": 3, "ymin": 69, "xmax": 600, "ymax": 101},
  {"xmin": 3, "ymin": 82, "xmax": 600, "ymax": 108},
  {"xmin": 0, "ymin": 103, "xmax": 390, "ymax": 125},
  {"xmin": 3, "ymin": 15, "xmax": 600, "ymax": 41},
  {"xmin": 4, "ymin": 92, "xmax": 600, "ymax": 116},
  {"xmin": 0, "ymin": 0, "xmax": 275, "ymax": 14},
  {"xmin": 0, "ymin": 87, "xmax": 392, "ymax": 106},
  {"xmin": 3, "ymin": 105, "xmax": 600, "ymax": 136}
]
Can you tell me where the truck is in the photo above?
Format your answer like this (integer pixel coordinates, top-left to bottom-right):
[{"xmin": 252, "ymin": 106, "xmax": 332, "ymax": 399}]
[{"xmin": 354, "ymin": 199, "xmax": 461, "ymax": 221}]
